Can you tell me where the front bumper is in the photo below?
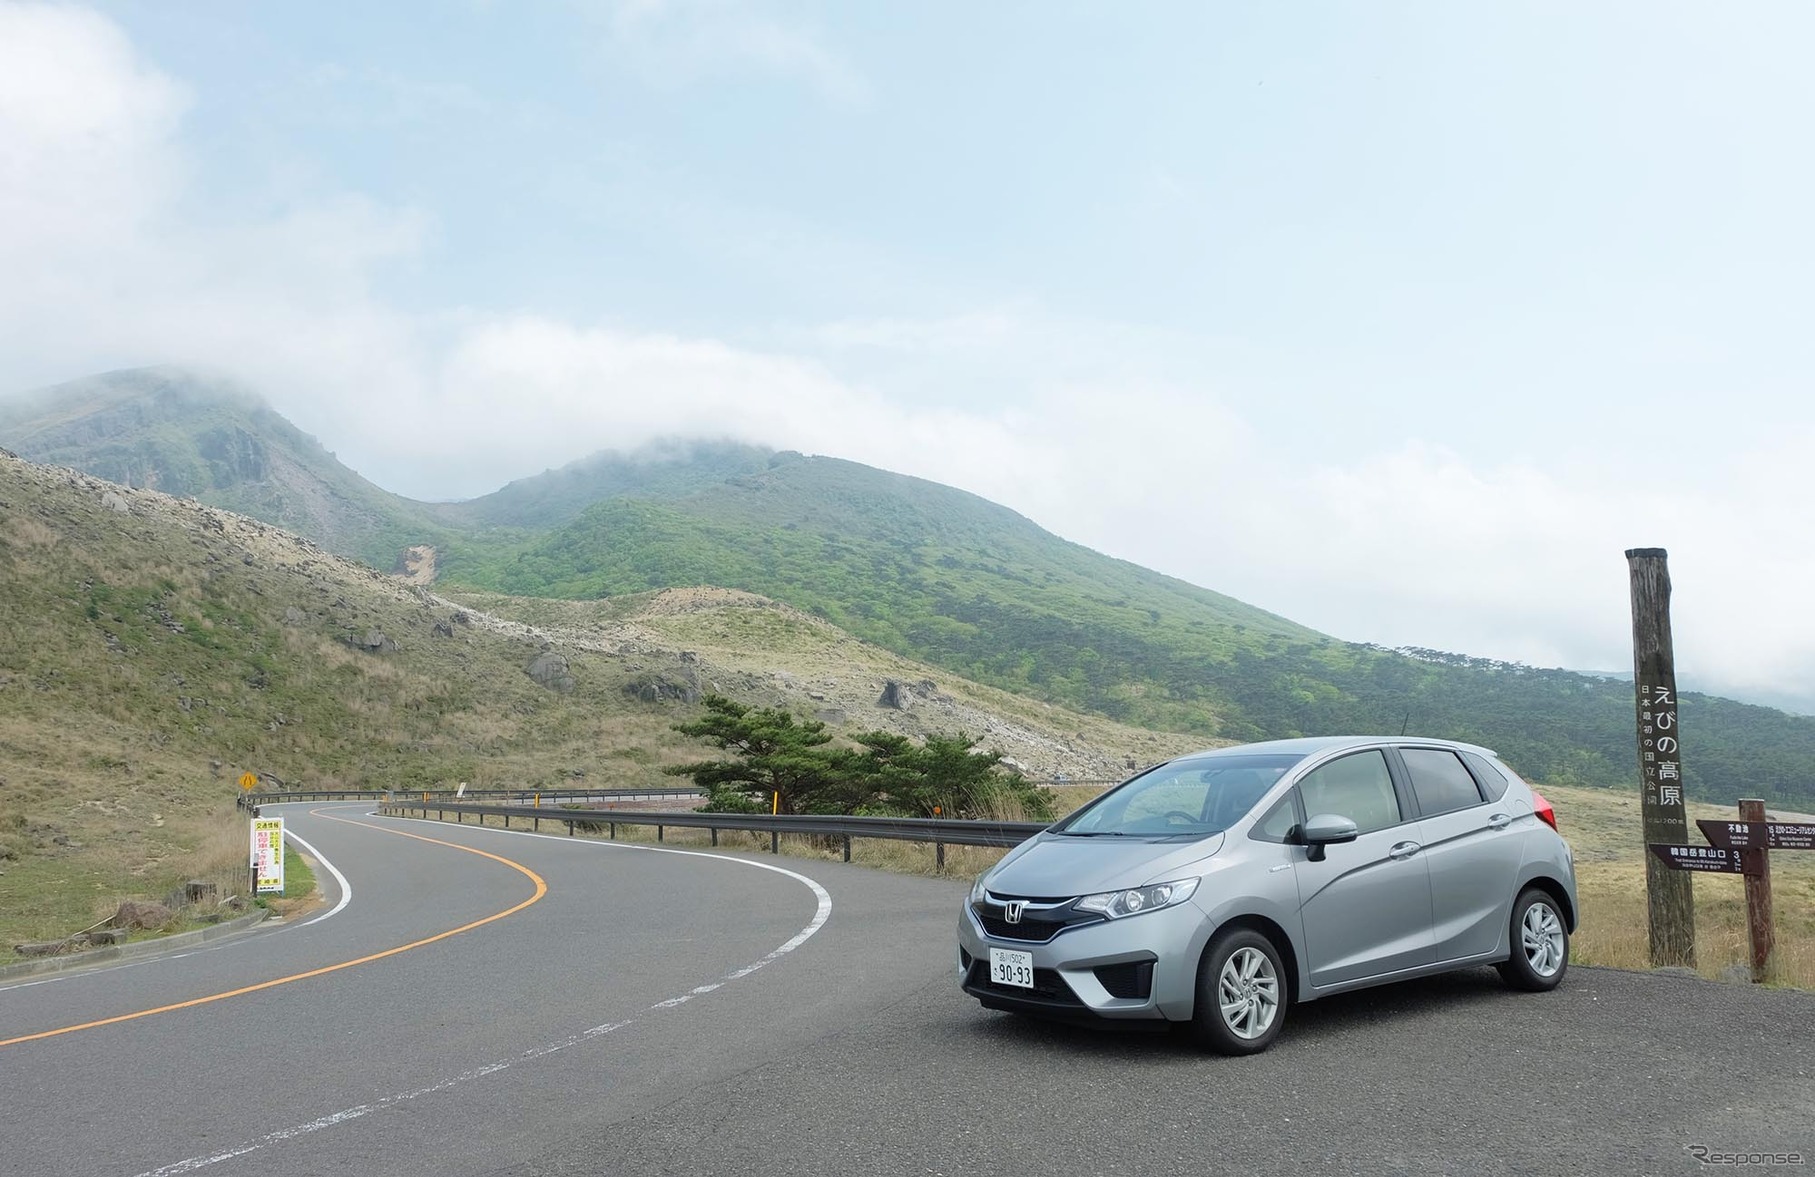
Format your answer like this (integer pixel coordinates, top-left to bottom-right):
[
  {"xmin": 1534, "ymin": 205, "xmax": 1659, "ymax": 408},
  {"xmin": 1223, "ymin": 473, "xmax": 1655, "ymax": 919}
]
[{"xmin": 956, "ymin": 899, "xmax": 1211, "ymax": 1023}]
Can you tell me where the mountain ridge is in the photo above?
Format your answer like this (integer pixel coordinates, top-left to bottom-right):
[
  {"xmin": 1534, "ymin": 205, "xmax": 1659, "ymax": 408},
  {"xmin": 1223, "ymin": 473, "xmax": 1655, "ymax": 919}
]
[{"xmin": 6, "ymin": 366, "xmax": 1812, "ymax": 807}]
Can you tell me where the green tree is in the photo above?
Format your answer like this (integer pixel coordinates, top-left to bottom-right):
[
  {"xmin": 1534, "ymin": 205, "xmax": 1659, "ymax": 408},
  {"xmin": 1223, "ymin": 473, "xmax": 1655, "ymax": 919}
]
[
  {"xmin": 667, "ymin": 698, "xmax": 1055, "ymax": 820},
  {"xmin": 846, "ymin": 731, "xmax": 1054, "ymax": 821},
  {"xmin": 666, "ymin": 695, "xmax": 851, "ymax": 813}
]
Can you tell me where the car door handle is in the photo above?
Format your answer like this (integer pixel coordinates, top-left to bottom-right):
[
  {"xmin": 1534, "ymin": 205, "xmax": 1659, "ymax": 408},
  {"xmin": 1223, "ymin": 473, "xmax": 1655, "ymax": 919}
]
[
  {"xmin": 1487, "ymin": 813, "xmax": 1512, "ymax": 830},
  {"xmin": 1389, "ymin": 841, "xmax": 1421, "ymax": 860}
]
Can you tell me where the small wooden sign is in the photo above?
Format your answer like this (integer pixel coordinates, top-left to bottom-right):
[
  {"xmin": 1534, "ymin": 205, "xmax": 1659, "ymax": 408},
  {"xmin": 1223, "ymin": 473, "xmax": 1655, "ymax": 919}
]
[
  {"xmin": 1648, "ymin": 843, "xmax": 1749, "ymax": 874},
  {"xmin": 1697, "ymin": 819, "xmax": 1815, "ymax": 852}
]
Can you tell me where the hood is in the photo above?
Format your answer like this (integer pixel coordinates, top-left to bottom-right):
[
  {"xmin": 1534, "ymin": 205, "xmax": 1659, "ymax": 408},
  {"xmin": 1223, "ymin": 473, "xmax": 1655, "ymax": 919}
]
[{"xmin": 986, "ymin": 832, "xmax": 1226, "ymax": 898}]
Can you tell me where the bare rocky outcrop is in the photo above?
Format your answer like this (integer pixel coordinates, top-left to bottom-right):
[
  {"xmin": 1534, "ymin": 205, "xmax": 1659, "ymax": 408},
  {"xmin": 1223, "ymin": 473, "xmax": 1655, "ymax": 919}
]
[
  {"xmin": 526, "ymin": 650, "xmax": 576, "ymax": 693},
  {"xmin": 623, "ymin": 670, "xmax": 700, "ymax": 704},
  {"xmin": 357, "ymin": 629, "xmax": 398, "ymax": 654},
  {"xmin": 878, "ymin": 678, "xmax": 944, "ymax": 710}
]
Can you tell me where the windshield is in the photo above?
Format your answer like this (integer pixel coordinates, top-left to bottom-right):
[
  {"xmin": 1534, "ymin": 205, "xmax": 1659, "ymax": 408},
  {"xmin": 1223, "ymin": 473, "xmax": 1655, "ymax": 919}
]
[{"xmin": 1055, "ymin": 754, "xmax": 1304, "ymax": 838}]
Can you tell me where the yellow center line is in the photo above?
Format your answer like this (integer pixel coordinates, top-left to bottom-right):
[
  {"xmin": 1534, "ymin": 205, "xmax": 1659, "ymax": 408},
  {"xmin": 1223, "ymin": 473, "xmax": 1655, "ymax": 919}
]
[{"xmin": 0, "ymin": 808, "xmax": 547, "ymax": 1049}]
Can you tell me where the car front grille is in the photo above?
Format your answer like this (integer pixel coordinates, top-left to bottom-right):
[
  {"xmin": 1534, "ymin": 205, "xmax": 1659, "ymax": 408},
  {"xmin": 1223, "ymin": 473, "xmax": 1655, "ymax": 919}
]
[{"xmin": 972, "ymin": 898, "xmax": 1103, "ymax": 944}]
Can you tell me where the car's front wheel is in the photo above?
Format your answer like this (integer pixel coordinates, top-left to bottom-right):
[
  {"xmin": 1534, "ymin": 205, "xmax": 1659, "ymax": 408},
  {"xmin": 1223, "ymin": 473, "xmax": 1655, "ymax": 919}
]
[
  {"xmin": 1192, "ymin": 927, "xmax": 1286, "ymax": 1055},
  {"xmin": 1496, "ymin": 886, "xmax": 1569, "ymax": 991}
]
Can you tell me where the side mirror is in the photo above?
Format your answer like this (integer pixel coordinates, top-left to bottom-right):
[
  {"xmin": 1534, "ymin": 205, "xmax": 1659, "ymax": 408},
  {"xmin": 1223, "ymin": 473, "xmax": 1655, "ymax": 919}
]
[{"xmin": 1301, "ymin": 813, "xmax": 1359, "ymax": 862}]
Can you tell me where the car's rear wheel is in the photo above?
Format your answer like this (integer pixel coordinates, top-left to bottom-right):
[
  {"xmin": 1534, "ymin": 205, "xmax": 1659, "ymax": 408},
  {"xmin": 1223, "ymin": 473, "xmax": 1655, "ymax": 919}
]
[
  {"xmin": 1496, "ymin": 887, "xmax": 1569, "ymax": 991},
  {"xmin": 1192, "ymin": 928, "xmax": 1285, "ymax": 1054}
]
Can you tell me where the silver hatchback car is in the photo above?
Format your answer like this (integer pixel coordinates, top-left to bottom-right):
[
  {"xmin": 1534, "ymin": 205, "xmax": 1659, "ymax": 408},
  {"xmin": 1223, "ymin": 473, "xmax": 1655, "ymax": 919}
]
[{"xmin": 958, "ymin": 736, "xmax": 1577, "ymax": 1054}]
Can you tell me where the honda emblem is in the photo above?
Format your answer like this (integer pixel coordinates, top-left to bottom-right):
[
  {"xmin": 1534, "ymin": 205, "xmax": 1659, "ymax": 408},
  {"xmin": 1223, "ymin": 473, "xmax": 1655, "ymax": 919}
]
[{"xmin": 1003, "ymin": 900, "xmax": 1027, "ymax": 924}]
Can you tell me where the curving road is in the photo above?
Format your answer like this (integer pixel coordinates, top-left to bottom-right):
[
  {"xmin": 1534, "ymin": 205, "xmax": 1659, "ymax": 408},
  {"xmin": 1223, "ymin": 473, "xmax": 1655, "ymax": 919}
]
[{"xmin": 2, "ymin": 802, "xmax": 1811, "ymax": 1176}]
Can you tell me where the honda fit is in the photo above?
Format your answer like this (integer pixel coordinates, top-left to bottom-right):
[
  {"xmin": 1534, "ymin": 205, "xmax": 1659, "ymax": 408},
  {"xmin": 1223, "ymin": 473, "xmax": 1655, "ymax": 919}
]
[{"xmin": 958, "ymin": 736, "xmax": 1577, "ymax": 1054}]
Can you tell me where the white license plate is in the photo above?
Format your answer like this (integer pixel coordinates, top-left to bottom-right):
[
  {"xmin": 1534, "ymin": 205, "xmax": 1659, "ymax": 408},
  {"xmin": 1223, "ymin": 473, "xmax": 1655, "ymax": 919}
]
[{"xmin": 989, "ymin": 947, "xmax": 1035, "ymax": 989}]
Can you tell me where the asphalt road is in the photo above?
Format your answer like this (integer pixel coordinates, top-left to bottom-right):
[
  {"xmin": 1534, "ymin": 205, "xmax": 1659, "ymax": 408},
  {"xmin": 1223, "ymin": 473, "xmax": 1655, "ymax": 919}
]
[{"xmin": 2, "ymin": 803, "xmax": 1811, "ymax": 1177}]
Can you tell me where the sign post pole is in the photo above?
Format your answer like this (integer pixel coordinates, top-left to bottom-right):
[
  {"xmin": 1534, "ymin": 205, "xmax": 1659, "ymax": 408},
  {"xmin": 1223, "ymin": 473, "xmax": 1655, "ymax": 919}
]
[
  {"xmin": 1626, "ymin": 547, "xmax": 1695, "ymax": 969},
  {"xmin": 1739, "ymin": 798, "xmax": 1775, "ymax": 982}
]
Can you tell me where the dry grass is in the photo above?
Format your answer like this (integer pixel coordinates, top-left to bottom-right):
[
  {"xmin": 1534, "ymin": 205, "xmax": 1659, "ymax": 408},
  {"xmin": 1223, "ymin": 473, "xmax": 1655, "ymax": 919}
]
[{"xmin": 1529, "ymin": 784, "xmax": 1815, "ymax": 987}]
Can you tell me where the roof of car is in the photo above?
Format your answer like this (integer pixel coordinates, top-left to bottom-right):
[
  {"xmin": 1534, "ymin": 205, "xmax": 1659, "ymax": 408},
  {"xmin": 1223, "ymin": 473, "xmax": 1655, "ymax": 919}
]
[{"xmin": 1177, "ymin": 735, "xmax": 1499, "ymax": 760}]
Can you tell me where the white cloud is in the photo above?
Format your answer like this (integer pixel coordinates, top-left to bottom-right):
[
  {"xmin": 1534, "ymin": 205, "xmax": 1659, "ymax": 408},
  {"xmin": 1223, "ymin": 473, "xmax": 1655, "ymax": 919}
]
[
  {"xmin": 589, "ymin": 0, "xmax": 867, "ymax": 104},
  {"xmin": 0, "ymin": 4, "xmax": 185, "ymax": 259}
]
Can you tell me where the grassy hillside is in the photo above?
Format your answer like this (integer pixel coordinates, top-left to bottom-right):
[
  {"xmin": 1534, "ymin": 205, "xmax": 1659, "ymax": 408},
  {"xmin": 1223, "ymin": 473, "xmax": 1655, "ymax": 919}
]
[
  {"xmin": 430, "ymin": 440, "xmax": 779, "ymax": 531},
  {"xmin": 441, "ymin": 454, "xmax": 1815, "ymax": 809},
  {"xmin": 0, "ymin": 452, "xmax": 1184, "ymax": 946},
  {"xmin": 440, "ymin": 454, "xmax": 1315, "ymax": 731}
]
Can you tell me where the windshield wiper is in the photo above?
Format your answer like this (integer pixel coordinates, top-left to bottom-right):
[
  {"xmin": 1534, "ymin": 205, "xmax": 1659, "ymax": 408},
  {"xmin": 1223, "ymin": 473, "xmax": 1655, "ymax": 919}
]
[{"xmin": 1057, "ymin": 829, "xmax": 1129, "ymax": 837}]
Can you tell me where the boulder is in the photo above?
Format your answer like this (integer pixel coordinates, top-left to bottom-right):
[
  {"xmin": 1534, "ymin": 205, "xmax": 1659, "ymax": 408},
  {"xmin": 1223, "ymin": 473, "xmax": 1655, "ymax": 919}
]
[
  {"xmin": 111, "ymin": 900, "xmax": 175, "ymax": 931},
  {"xmin": 622, "ymin": 671, "xmax": 697, "ymax": 704},
  {"xmin": 877, "ymin": 680, "xmax": 912, "ymax": 710},
  {"xmin": 359, "ymin": 629, "xmax": 398, "ymax": 654},
  {"xmin": 526, "ymin": 651, "xmax": 576, "ymax": 694}
]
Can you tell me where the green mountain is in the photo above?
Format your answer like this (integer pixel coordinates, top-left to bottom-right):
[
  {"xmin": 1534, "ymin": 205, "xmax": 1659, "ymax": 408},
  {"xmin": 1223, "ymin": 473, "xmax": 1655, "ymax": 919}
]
[
  {"xmin": 0, "ymin": 367, "xmax": 450, "ymax": 568},
  {"xmin": 441, "ymin": 454, "xmax": 1815, "ymax": 807},
  {"xmin": 8, "ymin": 367, "xmax": 1814, "ymax": 809}
]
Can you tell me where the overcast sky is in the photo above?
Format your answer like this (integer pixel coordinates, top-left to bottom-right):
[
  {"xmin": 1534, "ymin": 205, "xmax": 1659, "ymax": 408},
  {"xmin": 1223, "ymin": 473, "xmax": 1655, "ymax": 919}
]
[{"xmin": 3, "ymin": 1, "xmax": 1813, "ymax": 712}]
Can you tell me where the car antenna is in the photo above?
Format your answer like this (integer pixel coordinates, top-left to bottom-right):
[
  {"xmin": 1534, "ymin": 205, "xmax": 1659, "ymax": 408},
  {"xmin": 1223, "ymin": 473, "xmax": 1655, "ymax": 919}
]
[{"xmin": 1400, "ymin": 709, "xmax": 1411, "ymax": 736}]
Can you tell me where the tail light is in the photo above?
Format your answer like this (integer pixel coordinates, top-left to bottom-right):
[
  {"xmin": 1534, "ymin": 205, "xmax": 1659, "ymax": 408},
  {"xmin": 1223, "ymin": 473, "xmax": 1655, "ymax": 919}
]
[{"xmin": 1531, "ymin": 789, "xmax": 1558, "ymax": 831}]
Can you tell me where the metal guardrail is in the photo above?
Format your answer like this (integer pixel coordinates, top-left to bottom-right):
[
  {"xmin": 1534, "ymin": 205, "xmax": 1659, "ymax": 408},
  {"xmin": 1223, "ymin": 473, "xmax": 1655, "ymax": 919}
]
[
  {"xmin": 236, "ymin": 787, "xmax": 704, "ymax": 812},
  {"xmin": 373, "ymin": 800, "xmax": 1050, "ymax": 867}
]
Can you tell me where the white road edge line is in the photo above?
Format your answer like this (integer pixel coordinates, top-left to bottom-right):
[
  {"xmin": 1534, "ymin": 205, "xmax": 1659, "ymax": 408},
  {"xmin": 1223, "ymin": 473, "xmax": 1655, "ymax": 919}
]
[
  {"xmin": 283, "ymin": 828, "xmax": 351, "ymax": 927},
  {"xmin": 131, "ymin": 821, "xmax": 833, "ymax": 1177}
]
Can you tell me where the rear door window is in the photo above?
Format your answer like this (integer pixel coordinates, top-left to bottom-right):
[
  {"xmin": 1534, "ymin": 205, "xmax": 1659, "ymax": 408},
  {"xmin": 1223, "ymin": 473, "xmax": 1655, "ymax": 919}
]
[
  {"xmin": 1400, "ymin": 748, "xmax": 1488, "ymax": 817},
  {"xmin": 1460, "ymin": 751, "xmax": 1512, "ymax": 802}
]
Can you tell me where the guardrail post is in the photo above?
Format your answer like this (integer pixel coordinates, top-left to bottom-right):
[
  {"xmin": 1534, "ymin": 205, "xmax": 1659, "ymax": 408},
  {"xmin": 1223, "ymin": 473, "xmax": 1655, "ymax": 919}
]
[
  {"xmin": 936, "ymin": 841, "xmax": 946, "ymax": 870},
  {"xmin": 609, "ymin": 822, "xmax": 616, "ymax": 839},
  {"xmin": 771, "ymin": 830, "xmax": 779, "ymax": 854},
  {"xmin": 658, "ymin": 825, "xmax": 664, "ymax": 842},
  {"xmin": 844, "ymin": 835, "xmax": 851, "ymax": 863},
  {"xmin": 504, "ymin": 814, "xmax": 511, "ymax": 829},
  {"xmin": 711, "ymin": 828, "xmax": 718, "ymax": 846},
  {"xmin": 534, "ymin": 817, "xmax": 540, "ymax": 832},
  {"xmin": 567, "ymin": 819, "xmax": 574, "ymax": 836}
]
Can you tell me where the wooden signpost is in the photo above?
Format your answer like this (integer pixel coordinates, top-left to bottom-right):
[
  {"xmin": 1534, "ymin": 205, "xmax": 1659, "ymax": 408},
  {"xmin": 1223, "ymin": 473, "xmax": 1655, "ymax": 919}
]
[
  {"xmin": 1629, "ymin": 549, "xmax": 1801, "ymax": 983},
  {"xmin": 1626, "ymin": 548, "xmax": 1695, "ymax": 968},
  {"xmin": 1650, "ymin": 798, "xmax": 1801, "ymax": 983}
]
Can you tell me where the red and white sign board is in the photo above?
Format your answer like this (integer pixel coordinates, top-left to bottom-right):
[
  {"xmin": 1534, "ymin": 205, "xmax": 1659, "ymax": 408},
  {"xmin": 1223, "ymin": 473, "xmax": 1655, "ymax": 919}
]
[{"xmin": 252, "ymin": 817, "xmax": 285, "ymax": 894}]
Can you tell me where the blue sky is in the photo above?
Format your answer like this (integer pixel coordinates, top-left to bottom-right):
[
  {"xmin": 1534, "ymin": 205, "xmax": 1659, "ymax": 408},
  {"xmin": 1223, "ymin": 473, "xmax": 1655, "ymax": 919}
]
[{"xmin": 3, "ymin": 1, "xmax": 1813, "ymax": 711}]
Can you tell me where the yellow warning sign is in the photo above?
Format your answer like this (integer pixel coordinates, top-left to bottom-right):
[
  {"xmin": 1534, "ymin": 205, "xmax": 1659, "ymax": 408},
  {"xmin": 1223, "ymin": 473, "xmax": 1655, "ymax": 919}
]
[{"xmin": 239, "ymin": 772, "xmax": 258, "ymax": 792}]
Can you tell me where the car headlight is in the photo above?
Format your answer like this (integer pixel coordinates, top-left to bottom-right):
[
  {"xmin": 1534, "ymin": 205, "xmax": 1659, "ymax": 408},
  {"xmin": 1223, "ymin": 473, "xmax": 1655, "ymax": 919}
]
[
  {"xmin": 969, "ymin": 873, "xmax": 991, "ymax": 904},
  {"xmin": 1074, "ymin": 877, "xmax": 1199, "ymax": 919}
]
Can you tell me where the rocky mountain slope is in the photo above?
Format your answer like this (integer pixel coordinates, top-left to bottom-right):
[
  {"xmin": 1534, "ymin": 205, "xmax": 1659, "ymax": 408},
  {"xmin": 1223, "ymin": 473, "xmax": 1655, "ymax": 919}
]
[{"xmin": 0, "ymin": 450, "xmax": 1193, "ymax": 943}]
